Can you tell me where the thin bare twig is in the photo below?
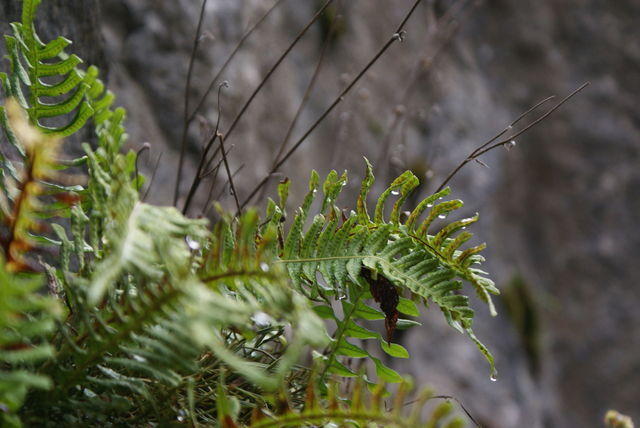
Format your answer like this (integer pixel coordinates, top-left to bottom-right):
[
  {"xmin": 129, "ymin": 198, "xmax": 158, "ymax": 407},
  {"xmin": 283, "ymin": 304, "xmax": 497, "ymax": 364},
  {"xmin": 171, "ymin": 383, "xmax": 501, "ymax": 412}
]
[
  {"xmin": 142, "ymin": 152, "xmax": 163, "ymax": 202},
  {"xmin": 174, "ymin": 0, "xmax": 210, "ymax": 206},
  {"xmin": 436, "ymin": 82, "xmax": 590, "ymax": 192},
  {"xmin": 400, "ymin": 393, "xmax": 482, "ymax": 427},
  {"xmin": 179, "ymin": 0, "xmax": 333, "ymax": 215},
  {"xmin": 204, "ymin": 157, "xmax": 224, "ymax": 214},
  {"xmin": 376, "ymin": 0, "xmax": 473, "ymax": 175},
  {"xmin": 219, "ymin": 137, "xmax": 241, "ymax": 214},
  {"xmin": 469, "ymin": 95, "xmax": 556, "ymax": 158},
  {"xmin": 213, "ymin": 0, "xmax": 335, "ymax": 153},
  {"xmin": 182, "ymin": 82, "xmax": 227, "ymax": 214},
  {"xmin": 239, "ymin": 0, "xmax": 428, "ymax": 212},
  {"xmin": 216, "ymin": 160, "xmax": 245, "ymax": 207},
  {"xmin": 429, "ymin": 395, "xmax": 483, "ymax": 428},
  {"xmin": 201, "ymin": 148, "xmax": 227, "ymax": 178},
  {"xmin": 255, "ymin": 1, "xmax": 342, "ymax": 205},
  {"xmin": 187, "ymin": 0, "xmax": 288, "ymax": 125},
  {"xmin": 134, "ymin": 142, "xmax": 150, "ymax": 193},
  {"xmin": 272, "ymin": 2, "xmax": 341, "ymax": 166}
]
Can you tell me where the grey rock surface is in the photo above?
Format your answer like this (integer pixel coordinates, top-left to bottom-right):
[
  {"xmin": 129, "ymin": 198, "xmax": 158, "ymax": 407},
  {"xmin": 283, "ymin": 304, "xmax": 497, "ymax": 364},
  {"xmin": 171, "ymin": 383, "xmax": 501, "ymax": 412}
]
[{"xmin": 1, "ymin": 0, "xmax": 638, "ymax": 426}]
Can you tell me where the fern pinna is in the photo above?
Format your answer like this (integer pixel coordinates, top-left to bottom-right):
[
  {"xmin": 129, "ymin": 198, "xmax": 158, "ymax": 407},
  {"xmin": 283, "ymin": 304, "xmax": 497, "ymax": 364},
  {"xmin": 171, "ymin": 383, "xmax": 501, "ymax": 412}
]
[
  {"xmin": 276, "ymin": 159, "xmax": 498, "ymax": 381},
  {"xmin": 0, "ymin": 0, "xmax": 94, "ymax": 136}
]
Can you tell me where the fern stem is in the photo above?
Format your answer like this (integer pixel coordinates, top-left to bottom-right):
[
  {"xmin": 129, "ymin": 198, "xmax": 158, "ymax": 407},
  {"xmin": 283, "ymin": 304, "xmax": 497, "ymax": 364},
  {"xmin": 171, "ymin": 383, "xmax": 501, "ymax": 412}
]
[
  {"xmin": 319, "ymin": 287, "xmax": 364, "ymax": 384},
  {"xmin": 2, "ymin": 142, "xmax": 37, "ymax": 271}
]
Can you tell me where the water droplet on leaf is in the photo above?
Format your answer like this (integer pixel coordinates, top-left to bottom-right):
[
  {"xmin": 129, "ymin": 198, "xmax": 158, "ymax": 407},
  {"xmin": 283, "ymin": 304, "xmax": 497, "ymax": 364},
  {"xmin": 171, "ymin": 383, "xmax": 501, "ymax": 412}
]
[
  {"xmin": 133, "ymin": 354, "xmax": 147, "ymax": 363},
  {"xmin": 185, "ymin": 236, "xmax": 200, "ymax": 251},
  {"xmin": 252, "ymin": 312, "xmax": 273, "ymax": 327},
  {"xmin": 391, "ymin": 190, "xmax": 400, "ymax": 196}
]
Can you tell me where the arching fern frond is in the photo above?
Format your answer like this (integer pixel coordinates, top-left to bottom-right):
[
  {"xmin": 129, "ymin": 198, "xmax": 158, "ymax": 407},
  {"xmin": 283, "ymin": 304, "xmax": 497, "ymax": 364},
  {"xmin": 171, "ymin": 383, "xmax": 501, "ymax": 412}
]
[
  {"xmin": 35, "ymin": 167, "xmax": 327, "ymax": 423},
  {"xmin": 0, "ymin": 99, "xmax": 78, "ymax": 273},
  {"xmin": 278, "ymin": 159, "xmax": 498, "ymax": 379},
  {"xmin": 0, "ymin": 259, "xmax": 61, "ymax": 427},
  {"xmin": 1, "ymin": 0, "xmax": 94, "ymax": 136},
  {"xmin": 218, "ymin": 375, "xmax": 467, "ymax": 428}
]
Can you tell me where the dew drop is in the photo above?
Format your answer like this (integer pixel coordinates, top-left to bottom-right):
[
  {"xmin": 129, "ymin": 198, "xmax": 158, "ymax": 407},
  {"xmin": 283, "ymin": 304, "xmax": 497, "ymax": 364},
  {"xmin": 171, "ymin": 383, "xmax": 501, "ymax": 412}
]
[
  {"xmin": 438, "ymin": 214, "xmax": 446, "ymax": 219},
  {"xmin": 490, "ymin": 373, "xmax": 498, "ymax": 382},
  {"xmin": 426, "ymin": 203, "xmax": 433, "ymax": 208},
  {"xmin": 185, "ymin": 236, "xmax": 200, "ymax": 251},
  {"xmin": 505, "ymin": 140, "xmax": 517, "ymax": 151},
  {"xmin": 252, "ymin": 312, "xmax": 273, "ymax": 327},
  {"xmin": 260, "ymin": 262, "xmax": 270, "ymax": 272},
  {"xmin": 391, "ymin": 190, "xmax": 400, "ymax": 196},
  {"xmin": 461, "ymin": 226, "xmax": 467, "ymax": 230}
]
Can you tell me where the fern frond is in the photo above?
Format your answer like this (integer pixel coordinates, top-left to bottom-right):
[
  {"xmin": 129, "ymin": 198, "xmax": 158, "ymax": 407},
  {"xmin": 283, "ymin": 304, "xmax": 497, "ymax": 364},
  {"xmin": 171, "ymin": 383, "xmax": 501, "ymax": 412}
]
[
  {"xmin": 218, "ymin": 375, "xmax": 467, "ymax": 428},
  {"xmin": 2, "ymin": 0, "xmax": 94, "ymax": 136},
  {"xmin": 40, "ymin": 181, "xmax": 327, "ymax": 423},
  {"xmin": 0, "ymin": 259, "xmax": 61, "ymax": 427},
  {"xmin": 279, "ymin": 159, "xmax": 498, "ymax": 378},
  {"xmin": 0, "ymin": 99, "xmax": 77, "ymax": 272}
]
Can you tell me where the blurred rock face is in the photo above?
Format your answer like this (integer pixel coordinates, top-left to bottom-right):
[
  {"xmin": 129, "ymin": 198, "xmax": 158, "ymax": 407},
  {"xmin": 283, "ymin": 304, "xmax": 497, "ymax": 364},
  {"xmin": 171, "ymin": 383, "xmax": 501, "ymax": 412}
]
[{"xmin": 2, "ymin": 0, "xmax": 639, "ymax": 426}]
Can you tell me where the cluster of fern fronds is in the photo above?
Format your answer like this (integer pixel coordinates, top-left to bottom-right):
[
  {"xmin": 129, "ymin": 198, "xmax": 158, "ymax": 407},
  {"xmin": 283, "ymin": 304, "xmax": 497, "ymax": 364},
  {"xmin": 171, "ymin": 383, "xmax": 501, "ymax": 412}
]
[{"xmin": 0, "ymin": 1, "xmax": 499, "ymax": 426}]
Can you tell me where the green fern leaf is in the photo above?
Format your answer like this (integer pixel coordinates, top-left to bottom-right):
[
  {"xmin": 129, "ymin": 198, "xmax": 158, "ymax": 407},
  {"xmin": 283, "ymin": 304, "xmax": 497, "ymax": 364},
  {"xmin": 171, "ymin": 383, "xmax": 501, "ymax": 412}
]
[{"xmin": 278, "ymin": 161, "xmax": 499, "ymax": 378}]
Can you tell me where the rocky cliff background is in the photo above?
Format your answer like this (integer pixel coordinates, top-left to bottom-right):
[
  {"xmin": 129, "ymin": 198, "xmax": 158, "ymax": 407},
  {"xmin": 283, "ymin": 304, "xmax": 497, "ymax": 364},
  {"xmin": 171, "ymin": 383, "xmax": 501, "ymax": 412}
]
[{"xmin": 1, "ymin": 1, "xmax": 639, "ymax": 427}]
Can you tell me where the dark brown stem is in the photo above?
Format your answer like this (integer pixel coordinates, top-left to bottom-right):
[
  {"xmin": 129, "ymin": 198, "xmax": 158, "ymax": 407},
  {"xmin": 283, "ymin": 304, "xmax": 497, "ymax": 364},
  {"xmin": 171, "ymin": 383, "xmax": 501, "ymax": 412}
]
[
  {"xmin": 428, "ymin": 395, "xmax": 483, "ymax": 428},
  {"xmin": 272, "ymin": 3, "xmax": 340, "ymax": 167},
  {"xmin": 182, "ymin": 0, "xmax": 333, "ymax": 215},
  {"xmin": 436, "ymin": 82, "xmax": 590, "ymax": 192},
  {"xmin": 376, "ymin": 0, "xmax": 472, "ymax": 177},
  {"xmin": 214, "ymin": 163, "xmax": 244, "ymax": 203},
  {"xmin": 217, "ymin": 0, "xmax": 335, "ymax": 149},
  {"xmin": 219, "ymin": 137, "xmax": 241, "ymax": 214},
  {"xmin": 174, "ymin": 0, "xmax": 209, "ymax": 206},
  {"xmin": 254, "ymin": 3, "xmax": 341, "ymax": 206},
  {"xmin": 142, "ymin": 152, "xmax": 163, "ymax": 202},
  {"xmin": 187, "ymin": 0, "xmax": 288, "ymax": 125},
  {"xmin": 182, "ymin": 82, "xmax": 227, "ymax": 215},
  {"xmin": 239, "ymin": 0, "xmax": 427, "ymax": 212},
  {"xmin": 134, "ymin": 142, "xmax": 150, "ymax": 193}
]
